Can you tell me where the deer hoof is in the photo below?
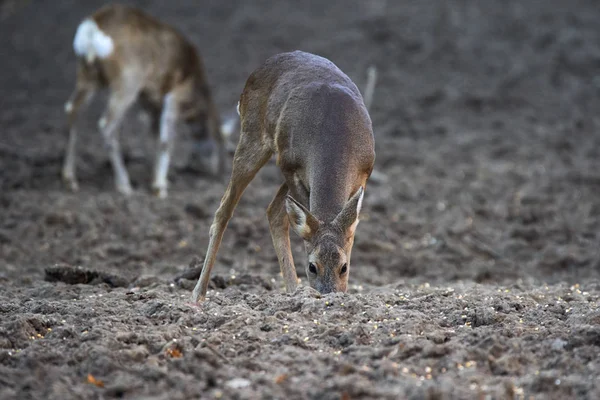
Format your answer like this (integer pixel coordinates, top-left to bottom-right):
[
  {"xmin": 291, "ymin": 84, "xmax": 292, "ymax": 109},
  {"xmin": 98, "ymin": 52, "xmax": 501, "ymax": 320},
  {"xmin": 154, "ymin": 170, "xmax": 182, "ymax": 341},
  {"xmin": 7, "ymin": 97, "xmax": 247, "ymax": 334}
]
[
  {"xmin": 116, "ymin": 183, "xmax": 133, "ymax": 196},
  {"xmin": 151, "ymin": 185, "xmax": 168, "ymax": 199},
  {"xmin": 62, "ymin": 174, "xmax": 79, "ymax": 192}
]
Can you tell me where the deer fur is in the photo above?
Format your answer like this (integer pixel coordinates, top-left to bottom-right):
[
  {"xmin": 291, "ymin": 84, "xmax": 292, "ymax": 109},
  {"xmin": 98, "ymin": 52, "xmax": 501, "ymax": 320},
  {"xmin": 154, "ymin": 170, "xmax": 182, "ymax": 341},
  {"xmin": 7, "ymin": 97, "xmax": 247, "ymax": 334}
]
[
  {"xmin": 63, "ymin": 4, "xmax": 226, "ymax": 197},
  {"xmin": 191, "ymin": 51, "xmax": 376, "ymax": 302}
]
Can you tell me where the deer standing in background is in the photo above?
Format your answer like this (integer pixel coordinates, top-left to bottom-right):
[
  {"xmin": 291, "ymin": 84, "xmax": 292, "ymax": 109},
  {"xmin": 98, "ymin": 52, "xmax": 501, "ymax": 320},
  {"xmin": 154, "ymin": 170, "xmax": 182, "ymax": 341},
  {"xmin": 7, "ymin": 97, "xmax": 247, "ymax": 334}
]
[
  {"xmin": 63, "ymin": 4, "xmax": 227, "ymax": 198},
  {"xmin": 191, "ymin": 50, "xmax": 376, "ymax": 302}
]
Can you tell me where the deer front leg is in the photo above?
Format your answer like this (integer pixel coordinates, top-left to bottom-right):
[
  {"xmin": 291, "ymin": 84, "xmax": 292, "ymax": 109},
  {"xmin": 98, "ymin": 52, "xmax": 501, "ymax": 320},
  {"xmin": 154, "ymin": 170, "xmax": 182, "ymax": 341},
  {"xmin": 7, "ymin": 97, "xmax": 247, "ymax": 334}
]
[
  {"xmin": 100, "ymin": 87, "xmax": 139, "ymax": 196},
  {"xmin": 267, "ymin": 183, "xmax": 299, "ymax": 292},
  {"xmin": 191, "ymin": 134, "xmax": 272, "ymax": 303},
  {"xmin": 152, "ymin": 93, "xmax": 177, "ymax": 198},
  {"xmin": 62, "ymin": 86, "xmax": 95, "ymax": 192}
]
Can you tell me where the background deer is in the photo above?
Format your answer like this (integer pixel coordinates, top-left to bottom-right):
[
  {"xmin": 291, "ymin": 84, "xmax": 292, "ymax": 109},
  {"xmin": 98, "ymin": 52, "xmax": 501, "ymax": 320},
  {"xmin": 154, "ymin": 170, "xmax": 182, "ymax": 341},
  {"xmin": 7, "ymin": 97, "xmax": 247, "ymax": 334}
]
[
  {"xmin": 63, "ymin": 4, "xmax": 227, "ymax": 198},
  {"xmin": 191, "ymin": 50, "xmax": 376, "ymax": 302}
]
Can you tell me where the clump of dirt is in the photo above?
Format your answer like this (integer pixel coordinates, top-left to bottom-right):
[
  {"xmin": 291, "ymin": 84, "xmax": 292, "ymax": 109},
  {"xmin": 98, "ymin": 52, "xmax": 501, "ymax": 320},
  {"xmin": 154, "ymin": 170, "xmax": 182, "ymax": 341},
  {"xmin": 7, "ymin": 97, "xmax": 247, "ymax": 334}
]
[
  {"xmin": 1, "ymin": 0, "xmax": 600, "ymax": 398},
  {"xmin": 45, "ymin": 264, "xmax": 131, "ymax": 287}
]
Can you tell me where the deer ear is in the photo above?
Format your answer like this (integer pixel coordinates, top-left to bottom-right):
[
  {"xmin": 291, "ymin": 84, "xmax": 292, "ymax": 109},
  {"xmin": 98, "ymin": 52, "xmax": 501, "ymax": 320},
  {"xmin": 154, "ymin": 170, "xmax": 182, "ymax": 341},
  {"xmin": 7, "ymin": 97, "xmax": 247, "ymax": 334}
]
[
  {"xmin": 333, "ymin": 187, "xmax": 364, "ymax": 236},
  {"xmin": 285, "ymin": 195, "xmax": 319, "ymax": 240}
]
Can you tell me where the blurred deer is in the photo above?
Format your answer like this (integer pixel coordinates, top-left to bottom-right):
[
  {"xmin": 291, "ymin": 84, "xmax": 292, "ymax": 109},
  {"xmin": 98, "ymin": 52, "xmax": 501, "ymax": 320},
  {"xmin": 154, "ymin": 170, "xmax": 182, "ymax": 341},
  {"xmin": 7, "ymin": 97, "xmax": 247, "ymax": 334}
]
[
  {"xmin": 191, "ymin": 51, "xmax": 376, "ymax": 302},
  {"xmin": 62, "ymin": 4, "xmax": 227, "ymax": 197}
]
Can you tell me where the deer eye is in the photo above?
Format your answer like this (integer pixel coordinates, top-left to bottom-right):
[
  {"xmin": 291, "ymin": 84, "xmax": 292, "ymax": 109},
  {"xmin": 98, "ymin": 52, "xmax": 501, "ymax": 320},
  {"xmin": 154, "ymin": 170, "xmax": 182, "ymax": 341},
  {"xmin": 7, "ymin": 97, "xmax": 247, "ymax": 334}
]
[
  {"xmin": 340, "ymin": 263, "xmax": 348, "ymax": 275},
  {"xmin": 308, "ymin": 263, "xmax": 317, "ymax": 274}
]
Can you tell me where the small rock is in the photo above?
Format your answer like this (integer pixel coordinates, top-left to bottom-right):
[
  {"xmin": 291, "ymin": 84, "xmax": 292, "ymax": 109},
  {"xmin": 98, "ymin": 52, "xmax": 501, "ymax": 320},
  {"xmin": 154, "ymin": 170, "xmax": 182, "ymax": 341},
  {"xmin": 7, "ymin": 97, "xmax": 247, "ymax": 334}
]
[
  {"xmin": 551, "ymin": 338, "xmax": 567, "ymax": 351},
  {"xmin": 225, "ymin": 378, "xmax": 251, "ymax": 389}
]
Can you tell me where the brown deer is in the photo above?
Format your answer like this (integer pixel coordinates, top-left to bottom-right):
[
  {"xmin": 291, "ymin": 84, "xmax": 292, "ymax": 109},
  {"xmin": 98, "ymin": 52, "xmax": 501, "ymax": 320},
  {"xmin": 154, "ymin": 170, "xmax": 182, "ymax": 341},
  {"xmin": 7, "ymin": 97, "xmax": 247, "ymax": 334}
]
[
  {"xmin": 191, "ymin": 50, "xmax": 376, "ymax": 302},
  {"xmin": 62, "ymin": 4, "xmax": 227, "ymax": 198}
]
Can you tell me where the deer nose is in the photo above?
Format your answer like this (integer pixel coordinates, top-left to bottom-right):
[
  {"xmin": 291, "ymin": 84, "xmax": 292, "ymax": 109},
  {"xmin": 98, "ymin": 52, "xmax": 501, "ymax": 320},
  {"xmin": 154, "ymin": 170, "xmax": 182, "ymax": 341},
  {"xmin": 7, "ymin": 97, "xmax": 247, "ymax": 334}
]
[{"xmin": 315, "ymin": 281, "xmax": 336, "ymax": 294}]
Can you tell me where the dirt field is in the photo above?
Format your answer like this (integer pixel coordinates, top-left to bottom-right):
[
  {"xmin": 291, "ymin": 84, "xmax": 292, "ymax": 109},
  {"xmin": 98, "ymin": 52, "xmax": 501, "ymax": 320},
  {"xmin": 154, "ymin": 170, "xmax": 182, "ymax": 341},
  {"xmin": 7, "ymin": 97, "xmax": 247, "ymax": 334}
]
[{"xmin": 2, "ymin": 0, "xmax": 600, "ymax": 399}]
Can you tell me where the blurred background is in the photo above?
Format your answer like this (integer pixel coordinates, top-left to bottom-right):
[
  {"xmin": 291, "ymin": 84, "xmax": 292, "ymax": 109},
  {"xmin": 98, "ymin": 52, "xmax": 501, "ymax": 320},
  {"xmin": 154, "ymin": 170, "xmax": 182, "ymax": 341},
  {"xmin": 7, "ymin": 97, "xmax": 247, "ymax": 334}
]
[{"xmin": 1, "ymin": 0, "xmax": 599, "ymax": 290}]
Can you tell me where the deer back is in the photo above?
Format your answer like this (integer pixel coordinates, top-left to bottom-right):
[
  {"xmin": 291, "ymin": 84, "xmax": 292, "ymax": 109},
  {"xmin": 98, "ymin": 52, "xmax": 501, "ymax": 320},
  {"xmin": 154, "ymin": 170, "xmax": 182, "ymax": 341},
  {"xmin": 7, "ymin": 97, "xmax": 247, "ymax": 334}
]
[{"xmin": 239, "ymin": 51, "xmax": 375, "ymax": 221}]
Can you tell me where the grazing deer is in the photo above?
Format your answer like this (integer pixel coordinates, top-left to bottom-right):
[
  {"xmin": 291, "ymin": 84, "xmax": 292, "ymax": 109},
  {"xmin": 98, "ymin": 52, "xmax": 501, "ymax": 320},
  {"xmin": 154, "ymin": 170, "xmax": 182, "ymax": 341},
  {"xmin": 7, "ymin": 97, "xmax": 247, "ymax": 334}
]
[
  {"xmin": 191, "ymin": 50, "xmax": 376, "ymax": 302},
  {"xmin": 62, "ymin": 4, "xmax": 226, "ymax": 198}
]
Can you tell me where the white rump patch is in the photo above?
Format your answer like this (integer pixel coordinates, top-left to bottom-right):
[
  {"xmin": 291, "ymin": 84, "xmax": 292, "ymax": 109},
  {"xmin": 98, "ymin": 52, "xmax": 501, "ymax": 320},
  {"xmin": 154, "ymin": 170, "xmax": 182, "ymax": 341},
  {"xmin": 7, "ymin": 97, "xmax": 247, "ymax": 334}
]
[
  {"xmin": 73, "ymin": 19, "xmax": 114, "ymax": 62},
  {"xmin": 236, "ymin": 101, "xmax": 240, "ymax": 115}
]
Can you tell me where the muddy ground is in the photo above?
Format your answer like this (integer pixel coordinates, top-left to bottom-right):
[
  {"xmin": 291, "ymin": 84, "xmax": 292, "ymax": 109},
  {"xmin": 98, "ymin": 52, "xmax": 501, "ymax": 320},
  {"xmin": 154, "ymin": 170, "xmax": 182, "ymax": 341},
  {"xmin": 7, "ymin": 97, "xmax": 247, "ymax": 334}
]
[{"xmin": 1, "ymin": 0, "xmax": 600, "ymax": 399}]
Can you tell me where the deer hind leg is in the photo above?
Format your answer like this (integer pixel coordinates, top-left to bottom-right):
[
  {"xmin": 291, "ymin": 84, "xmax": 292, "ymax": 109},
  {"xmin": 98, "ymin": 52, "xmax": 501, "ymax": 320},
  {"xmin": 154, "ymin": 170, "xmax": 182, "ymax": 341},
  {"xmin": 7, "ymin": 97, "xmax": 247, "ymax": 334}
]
[
  {"xmin": 100, "ymin": 85, "xmax": 139, "ymax": 195},
  {"xmin": 62, "ymin": 85, "xmax": 95, "ymax": 192},
  {"xmin": 151, "ymin": 93, "xmax": 178, "ymax": 198},
  {"xmin": 267, "ymin": 183, "xmax": 299, "ymax": 293},
  {"xmin": 191, "ymin": 130, "xmax": 272, "ymax": 302}
]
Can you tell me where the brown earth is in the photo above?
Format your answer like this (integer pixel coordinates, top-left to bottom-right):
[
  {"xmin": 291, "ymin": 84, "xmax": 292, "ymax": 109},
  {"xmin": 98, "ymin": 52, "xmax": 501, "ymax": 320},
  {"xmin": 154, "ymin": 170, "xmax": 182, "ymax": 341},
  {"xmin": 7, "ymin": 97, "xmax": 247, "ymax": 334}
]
[{"xmin": 1, "ymin": 0, "xmax": 600, "ymax": 399}]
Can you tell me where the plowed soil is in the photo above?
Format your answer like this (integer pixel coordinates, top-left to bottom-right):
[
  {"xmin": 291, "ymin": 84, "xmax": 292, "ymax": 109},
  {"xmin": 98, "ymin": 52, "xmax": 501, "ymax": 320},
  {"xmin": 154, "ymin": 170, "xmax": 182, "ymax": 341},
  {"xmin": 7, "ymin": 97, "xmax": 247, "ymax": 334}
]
[{"xmin": 1, "ymin": 0, "xmax": 600, "ymax": 399}]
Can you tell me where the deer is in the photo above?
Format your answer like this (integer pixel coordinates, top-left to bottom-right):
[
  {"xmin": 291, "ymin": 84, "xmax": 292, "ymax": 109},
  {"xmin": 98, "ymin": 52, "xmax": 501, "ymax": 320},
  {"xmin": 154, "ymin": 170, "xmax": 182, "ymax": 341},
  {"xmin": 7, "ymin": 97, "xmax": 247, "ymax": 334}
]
[
  {"xmin": 62, "ymin": 4, "xmax": 227, "ymax": 198},
  {"xmin": 191, "ymin": 50, "xmax": 376, "ymax": 302}
]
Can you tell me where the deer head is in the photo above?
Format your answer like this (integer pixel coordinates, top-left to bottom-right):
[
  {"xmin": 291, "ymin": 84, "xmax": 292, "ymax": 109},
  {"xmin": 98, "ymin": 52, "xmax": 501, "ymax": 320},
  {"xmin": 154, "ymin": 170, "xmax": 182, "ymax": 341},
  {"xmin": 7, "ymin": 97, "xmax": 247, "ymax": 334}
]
[{"xmin": 286, "ymin": 186, "xmax": 364, "ymax": 293}]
